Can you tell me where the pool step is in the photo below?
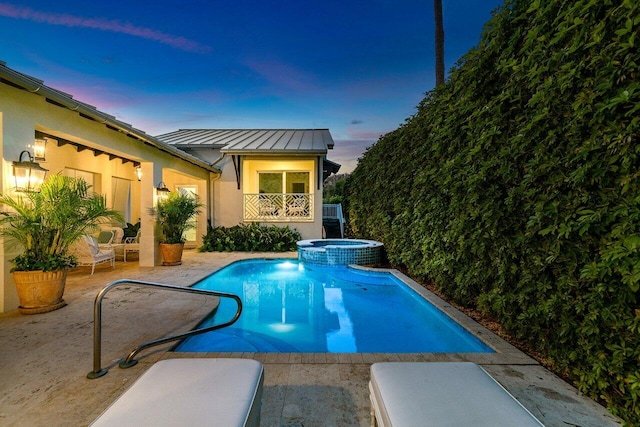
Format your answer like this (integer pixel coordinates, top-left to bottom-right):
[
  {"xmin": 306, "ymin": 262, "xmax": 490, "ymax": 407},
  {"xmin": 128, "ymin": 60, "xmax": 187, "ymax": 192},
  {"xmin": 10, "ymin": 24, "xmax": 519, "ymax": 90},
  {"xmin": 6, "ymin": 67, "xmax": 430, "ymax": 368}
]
[{"xmin": 178, "ymin": 328, "xmax": 299, "ymax": 353}]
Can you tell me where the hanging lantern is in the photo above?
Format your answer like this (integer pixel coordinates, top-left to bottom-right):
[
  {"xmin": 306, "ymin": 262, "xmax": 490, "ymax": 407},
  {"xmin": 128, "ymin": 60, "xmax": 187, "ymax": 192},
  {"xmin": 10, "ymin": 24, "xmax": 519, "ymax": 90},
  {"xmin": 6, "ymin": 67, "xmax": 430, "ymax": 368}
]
[
  {"xmin": 156, "ymin": 181, "xmax": 170, "ymax": 201},
  {"xmin": 33, "ymin": 137, "xmax": 47, "ymax": 161},
  {"xmin": 13, "ymin": 151, "xmax": 48, "ymax": 192}
]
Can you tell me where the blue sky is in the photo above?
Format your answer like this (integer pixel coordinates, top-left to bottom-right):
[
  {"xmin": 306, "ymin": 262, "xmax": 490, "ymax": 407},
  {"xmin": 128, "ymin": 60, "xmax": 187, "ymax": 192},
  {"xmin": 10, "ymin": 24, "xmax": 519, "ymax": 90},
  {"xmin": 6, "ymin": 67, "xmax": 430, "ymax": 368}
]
[{"xmin": 0, "ymin": 0, "xmax": 503, "ymax": 173}]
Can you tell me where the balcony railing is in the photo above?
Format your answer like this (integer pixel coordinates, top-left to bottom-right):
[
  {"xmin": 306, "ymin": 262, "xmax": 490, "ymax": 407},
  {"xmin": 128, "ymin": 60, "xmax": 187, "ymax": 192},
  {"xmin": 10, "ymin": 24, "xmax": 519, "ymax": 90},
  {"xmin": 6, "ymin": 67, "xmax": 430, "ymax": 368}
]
[{"xmin": 244, "ymin": 193, "xmax": 314, "ymax": 222}]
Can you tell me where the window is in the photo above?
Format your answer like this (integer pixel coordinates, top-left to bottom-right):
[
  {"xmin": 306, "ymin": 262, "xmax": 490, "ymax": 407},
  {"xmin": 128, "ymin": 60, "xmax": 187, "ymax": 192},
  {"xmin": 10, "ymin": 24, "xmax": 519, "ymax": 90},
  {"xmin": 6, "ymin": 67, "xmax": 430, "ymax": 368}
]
[
  {"xmin": 286, "ymin": 172, "xmax": 309, "ymax": 194},
  {"xmin": 258, "ymin": 171, "xmax": 309, "ymax": 194},
  {"xmin": 259, "ymin": 172, "xmax": 283, "ymax": 194},
  {"xmin": 249, "ymin": 171, "xmax": 312, "ymax": 221},
  {"xmin": 63, "ymin": 168, "xmax": 94, "ymax": 187}
]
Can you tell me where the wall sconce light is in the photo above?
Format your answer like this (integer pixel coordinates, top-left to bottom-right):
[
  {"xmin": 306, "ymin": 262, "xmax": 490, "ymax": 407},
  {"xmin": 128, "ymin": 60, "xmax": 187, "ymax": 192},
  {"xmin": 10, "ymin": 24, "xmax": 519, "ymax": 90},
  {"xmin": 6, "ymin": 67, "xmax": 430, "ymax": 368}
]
[
  {"xmin": 135, "ymin": 166, "xmax": 143, "ymax": 181},
  {"xmin": 156, "ymin": 181, "xmax": 170, "ymax": 201},
  {"xmin": 33, "ymin": 137, "xmax": 47, "ymax": 161},
  {"xmin": 13, "ymin": 151, "xmax": 48, "ymax": 192}
]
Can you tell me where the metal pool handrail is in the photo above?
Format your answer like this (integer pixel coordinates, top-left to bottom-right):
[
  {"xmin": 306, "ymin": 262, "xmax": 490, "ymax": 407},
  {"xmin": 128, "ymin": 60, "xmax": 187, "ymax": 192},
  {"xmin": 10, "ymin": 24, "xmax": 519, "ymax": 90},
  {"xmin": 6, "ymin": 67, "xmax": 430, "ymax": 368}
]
[{"xmin": 87, "ymin": 278, "xmax": 242, "ymax": 379}]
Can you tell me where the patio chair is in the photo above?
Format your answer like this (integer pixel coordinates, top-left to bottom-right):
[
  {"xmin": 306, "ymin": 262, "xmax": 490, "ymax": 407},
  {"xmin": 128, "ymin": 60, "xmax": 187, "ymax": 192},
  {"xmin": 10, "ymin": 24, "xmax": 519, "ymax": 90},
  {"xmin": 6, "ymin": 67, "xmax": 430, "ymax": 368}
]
[
  {"xmin": 99, "ymin": 226, "xmax": 124, "ymax": 244},
  {"xmin": 123, "ymin": 229, "xmax": 140, "ymax": 262},
  {"xmin": 369, "ymin": 362, "xmax": 543, "ymax": 427},
  {"xmin": 287, "ymin": 195, "xmax": 308, "ymax": 217},
  {"xmin": 96, "ymin": 230, "xmax": 115, "ymax": 250},
  {"xmin": 91, "ymin": 358, "xmax": 264, "ymax": 426},
  {"xmin": 259, "ymin": 197, "xmax": 279, "ymax": 217},
  {"xmin": 70, "ymin": 235, "xmax": 115, "ymax": 275},
  {"xmin": 99, "ymin": 226, "xmax": 125, "ymax": 259}
]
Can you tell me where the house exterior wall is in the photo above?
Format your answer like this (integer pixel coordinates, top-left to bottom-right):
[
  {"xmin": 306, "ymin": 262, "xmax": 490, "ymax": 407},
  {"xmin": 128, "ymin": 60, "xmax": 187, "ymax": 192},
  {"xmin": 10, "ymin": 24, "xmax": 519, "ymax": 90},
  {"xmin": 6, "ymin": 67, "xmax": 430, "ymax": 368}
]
[
  {"xmin": 0, "ymin": 81, "xmax": 212, "ymax": 313},
  {"xmin": 212, "ymin": 154, "xmax": 244, "ymax": 227}
]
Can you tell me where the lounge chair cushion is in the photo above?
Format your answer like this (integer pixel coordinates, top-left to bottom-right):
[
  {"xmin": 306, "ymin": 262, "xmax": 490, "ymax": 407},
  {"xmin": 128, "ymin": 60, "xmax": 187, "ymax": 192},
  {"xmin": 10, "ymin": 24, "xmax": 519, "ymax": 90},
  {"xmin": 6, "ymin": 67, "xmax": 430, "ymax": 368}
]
[
  {"xmin": 91, "ymin": 358, "xmax": 264, "ymax": 427},
  {"xmin": 97, "ymin": 231, "xmax": 114, "ymax": 244},
  {"xmin": 369, "ymin": 362, "xmax": 543, "ymax": 427}
]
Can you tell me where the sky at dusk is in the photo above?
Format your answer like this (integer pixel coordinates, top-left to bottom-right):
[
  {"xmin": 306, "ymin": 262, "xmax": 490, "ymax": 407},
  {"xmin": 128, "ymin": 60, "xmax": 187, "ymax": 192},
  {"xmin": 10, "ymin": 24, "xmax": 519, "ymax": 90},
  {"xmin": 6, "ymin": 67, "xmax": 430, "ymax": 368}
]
[{"xmin": 1, "ymin": 0, "xmax": 503, "ymax": 173}]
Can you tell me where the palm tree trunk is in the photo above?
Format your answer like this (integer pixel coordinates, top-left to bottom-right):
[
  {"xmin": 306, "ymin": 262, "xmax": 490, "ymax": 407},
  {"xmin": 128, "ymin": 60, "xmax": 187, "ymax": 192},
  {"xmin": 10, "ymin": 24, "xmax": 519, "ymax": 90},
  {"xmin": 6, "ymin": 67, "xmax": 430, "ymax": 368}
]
[{"xmin": 434, "ymin": 0, "xmax": 445, "ymax": 86}]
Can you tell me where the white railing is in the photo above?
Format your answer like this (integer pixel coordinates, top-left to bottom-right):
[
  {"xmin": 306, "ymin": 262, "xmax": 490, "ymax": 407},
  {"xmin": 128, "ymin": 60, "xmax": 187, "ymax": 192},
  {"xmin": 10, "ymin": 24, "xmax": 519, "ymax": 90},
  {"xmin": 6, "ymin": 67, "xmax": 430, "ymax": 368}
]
[
  {"xmin": 244, "ymin": 193, "xmax": 314, "ymax": 222},
  {"xmin": 322, "ymin": 203, "xmax": 345, "ymax": 238}
]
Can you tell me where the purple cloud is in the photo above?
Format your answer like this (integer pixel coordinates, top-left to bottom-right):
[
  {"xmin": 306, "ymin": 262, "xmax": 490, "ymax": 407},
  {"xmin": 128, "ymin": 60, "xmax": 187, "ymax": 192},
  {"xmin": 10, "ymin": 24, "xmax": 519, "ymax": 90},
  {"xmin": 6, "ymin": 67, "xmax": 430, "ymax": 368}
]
[
  {"xmin": 346, "ymin": 128, "xmax": 386, "ymax": 140},
  {"xmin": 329, "ymin": 139, "xmax": 379, "ymax": 174},
  {"xmin": 0, "ymin": 3, "xmax": 211, "ymax": 53},
  {"xmin": 244, "ymin": 59, "xmax": 317, "ymax": 93}
]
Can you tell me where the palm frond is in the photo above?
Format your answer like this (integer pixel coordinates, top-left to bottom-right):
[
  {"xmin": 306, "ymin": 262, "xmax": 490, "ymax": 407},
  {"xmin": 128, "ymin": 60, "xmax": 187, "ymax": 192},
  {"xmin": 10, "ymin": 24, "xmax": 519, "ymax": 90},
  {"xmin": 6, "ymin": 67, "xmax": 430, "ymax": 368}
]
[{"xmin": 0, "ymin": 174, "xmax": 123, "ymax": 270}]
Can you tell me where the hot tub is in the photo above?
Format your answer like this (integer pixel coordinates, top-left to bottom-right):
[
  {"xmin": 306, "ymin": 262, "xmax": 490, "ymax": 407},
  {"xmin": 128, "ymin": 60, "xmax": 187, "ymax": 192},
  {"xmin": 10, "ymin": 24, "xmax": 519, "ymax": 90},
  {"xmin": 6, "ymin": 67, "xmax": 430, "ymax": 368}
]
[{"xmin": 297, "ymin": 239, "xmax": 383, "ymax": 266}]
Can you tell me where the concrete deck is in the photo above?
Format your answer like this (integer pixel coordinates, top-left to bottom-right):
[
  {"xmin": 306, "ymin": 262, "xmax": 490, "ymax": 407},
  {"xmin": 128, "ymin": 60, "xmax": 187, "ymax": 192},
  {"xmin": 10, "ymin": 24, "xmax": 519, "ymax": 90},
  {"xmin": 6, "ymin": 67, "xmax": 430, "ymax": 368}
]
[{"xmin": 0, "ymin": 251, "xmax": 621, "ymax": 426}]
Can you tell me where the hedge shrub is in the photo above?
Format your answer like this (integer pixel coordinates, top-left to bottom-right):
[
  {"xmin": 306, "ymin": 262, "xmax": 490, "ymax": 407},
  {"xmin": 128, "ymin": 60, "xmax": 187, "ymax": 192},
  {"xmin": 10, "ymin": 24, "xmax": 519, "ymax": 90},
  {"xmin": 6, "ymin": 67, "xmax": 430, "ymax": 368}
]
[
  {"xmin": 346, "ymin": 0, "xmax": 639, "ymax": 422},
  {"xmin": 199, "ymin": 223, "xmax": 301, "ymax": 252}
]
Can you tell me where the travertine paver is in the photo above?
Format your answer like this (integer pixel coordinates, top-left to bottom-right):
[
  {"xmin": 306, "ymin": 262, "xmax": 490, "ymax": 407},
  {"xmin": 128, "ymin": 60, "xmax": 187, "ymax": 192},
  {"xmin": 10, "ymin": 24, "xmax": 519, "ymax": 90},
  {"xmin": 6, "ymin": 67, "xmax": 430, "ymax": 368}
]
[{"xmin": 0, "ymin": 251, "xmax": 621, "ymax": 426}]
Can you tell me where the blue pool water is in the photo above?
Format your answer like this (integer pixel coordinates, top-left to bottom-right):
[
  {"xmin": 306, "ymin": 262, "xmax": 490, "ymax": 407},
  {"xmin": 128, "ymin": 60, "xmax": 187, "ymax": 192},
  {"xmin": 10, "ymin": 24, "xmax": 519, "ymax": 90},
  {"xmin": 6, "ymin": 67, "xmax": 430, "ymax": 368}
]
[{"xmin": 176, "ymin": 259, "xmax": 493, "ymax": 353}]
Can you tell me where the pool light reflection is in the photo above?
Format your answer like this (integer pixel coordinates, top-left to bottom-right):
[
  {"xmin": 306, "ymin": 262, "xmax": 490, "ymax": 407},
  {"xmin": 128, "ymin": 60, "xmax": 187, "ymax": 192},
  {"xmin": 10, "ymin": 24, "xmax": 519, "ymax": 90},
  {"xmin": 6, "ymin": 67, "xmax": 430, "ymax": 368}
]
[
  {"xmin": 268, "ymin": 323, "xmax": 296, "ymax": 333},
  {"xmin": 275, "ymin": 261, "xmax": 297, "ymax": 270}
]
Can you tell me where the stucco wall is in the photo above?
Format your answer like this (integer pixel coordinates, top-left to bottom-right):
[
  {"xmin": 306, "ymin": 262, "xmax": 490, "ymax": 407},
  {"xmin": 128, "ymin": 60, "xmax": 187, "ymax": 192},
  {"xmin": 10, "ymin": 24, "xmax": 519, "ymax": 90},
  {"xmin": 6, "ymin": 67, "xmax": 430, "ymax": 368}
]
[
  {"xmin": 186, "ymin": 148, "xmax": 324, "ymax": 239},
  {"xmin": 0, "ymin": 82, "xmax": 212, "ymax": 312}
]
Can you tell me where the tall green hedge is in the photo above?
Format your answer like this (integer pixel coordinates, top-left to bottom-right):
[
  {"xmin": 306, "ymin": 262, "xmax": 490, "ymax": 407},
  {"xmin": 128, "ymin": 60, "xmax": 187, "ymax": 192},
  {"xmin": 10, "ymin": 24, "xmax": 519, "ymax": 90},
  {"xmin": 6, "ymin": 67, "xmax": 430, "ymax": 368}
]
[{"xmin": 346, "ymin": 0, "xmax": 639, "ymax": 422}]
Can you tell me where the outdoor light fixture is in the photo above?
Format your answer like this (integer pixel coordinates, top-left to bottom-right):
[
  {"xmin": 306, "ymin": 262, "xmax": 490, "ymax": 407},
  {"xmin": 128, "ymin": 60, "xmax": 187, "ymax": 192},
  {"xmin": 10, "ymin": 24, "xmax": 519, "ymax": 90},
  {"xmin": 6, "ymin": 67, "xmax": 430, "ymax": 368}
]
[
  {"xmin": 13, "ymin": 151, "xmax": 48, "ymax": 192},
  {"xmin": 156, "ymin": 181, "xmax": 170, "ymax": 201},
  {"xmin": 33, "ymin": 137, "xmax": 47, "ymax": 161},
  {"xmin": 135, "ymin": 166, "xmax": 143, "ymax": 181}
]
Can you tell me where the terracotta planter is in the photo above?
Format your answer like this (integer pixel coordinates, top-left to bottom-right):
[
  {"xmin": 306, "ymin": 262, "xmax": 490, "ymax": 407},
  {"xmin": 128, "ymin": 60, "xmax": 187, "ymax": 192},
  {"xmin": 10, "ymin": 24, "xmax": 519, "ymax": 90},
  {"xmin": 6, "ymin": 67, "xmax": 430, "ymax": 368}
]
[
  {"xmin": 12, "ymin": 269, "xmax": 67, "ymax": 314},
  {"xmin": 159, "ymin": 242, "xmax": 184, "ymax": 266}
]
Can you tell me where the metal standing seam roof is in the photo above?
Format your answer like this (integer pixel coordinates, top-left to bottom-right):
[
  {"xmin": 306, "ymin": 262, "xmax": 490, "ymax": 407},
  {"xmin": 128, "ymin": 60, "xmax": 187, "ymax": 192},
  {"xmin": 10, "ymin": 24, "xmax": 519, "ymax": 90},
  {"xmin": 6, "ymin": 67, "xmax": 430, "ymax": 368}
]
[{"xmin": 156, "ymin": 129, "xmax": 335, "ymax": 155}]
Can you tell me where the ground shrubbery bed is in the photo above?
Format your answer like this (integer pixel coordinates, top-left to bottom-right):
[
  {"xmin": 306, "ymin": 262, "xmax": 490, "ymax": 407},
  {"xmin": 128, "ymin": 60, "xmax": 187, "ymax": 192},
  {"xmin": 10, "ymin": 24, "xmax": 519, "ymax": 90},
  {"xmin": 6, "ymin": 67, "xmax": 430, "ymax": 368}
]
[
  {"xmin": 199, "ymin": 223, "xmax": 301, "ymax": 252},
  {"xmin": 345, "ymin": 0, "xmax": 639, "ymax": 423}
]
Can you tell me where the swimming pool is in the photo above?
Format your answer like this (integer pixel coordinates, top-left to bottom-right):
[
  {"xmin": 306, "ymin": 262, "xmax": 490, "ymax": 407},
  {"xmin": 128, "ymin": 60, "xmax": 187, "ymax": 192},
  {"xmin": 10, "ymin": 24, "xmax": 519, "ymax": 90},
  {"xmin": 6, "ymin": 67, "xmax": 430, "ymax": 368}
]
[{"xmin": 176, "ymin": 259, "xmax": 493, "ymax": 353}]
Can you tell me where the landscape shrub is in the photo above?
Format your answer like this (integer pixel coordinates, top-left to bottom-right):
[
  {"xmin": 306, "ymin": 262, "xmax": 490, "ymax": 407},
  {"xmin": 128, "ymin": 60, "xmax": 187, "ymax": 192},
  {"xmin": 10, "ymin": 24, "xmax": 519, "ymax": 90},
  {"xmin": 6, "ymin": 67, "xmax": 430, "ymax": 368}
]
[
  {"xmin": 199, "ymin": 223, "xmax": 301, "ymax": 252},
  {"xmin": 323, "ymin": 195, "xmax": 343, "ymax": 205},
  {"xmin": 346, "ymin": 0, "xmax": 639, "ymax": 422}
]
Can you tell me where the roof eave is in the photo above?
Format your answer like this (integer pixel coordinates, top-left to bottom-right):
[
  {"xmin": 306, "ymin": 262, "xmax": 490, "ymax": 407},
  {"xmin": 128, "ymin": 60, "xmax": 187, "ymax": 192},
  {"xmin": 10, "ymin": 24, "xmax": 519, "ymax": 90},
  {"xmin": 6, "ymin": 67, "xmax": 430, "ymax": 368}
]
[
  {"xmin": 0, "ymin": 61, "xmax": 220, "ymax": 174},
  {"xmin": 221, "ymin": 149, "xmax": 329, "ymax": 155}
]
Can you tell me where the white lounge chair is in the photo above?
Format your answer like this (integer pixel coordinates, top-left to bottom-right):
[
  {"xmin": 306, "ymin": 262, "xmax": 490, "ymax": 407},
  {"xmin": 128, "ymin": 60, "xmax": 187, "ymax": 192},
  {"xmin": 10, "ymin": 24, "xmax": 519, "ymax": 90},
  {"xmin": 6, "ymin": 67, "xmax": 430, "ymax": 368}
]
[
  {"xmin": 91, "ymin": 358, "xmax": 264, "ymax": 427},
  {"xmin": 71, "ymin": 235, "xmax": 115, "ymax": 275},
  {"xmin": 369, "ymin": 362, "xmax": 544, "ymax": 427}
]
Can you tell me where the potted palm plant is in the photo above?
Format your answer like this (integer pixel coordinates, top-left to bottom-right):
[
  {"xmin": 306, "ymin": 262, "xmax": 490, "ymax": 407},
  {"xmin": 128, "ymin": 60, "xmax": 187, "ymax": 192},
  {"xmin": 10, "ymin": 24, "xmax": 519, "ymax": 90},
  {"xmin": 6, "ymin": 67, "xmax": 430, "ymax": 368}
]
[
  {"xmin": 152, "ymin": 190, "xmax": 202, "ymax": 266},
  {"xmin": 0, "ymin": 175, "xmax": 122, "ymax": 314}
]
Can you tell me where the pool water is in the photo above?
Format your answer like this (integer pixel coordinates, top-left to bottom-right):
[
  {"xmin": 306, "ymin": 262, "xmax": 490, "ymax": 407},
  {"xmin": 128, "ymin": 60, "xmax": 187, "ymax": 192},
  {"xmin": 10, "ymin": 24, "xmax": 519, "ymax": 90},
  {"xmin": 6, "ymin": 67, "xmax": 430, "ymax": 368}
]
[{"xmin": 176, "ymin": 259, "xmax": 493, "ymax": 353}]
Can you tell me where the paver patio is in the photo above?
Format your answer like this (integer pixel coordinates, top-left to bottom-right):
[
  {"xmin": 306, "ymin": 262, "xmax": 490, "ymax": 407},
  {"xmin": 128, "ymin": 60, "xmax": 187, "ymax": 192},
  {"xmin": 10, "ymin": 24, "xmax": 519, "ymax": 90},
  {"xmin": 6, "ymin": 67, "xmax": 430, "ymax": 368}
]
[{"xmin": 0, "ymin": 251, "xmax": 621, "ymax": 426}]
